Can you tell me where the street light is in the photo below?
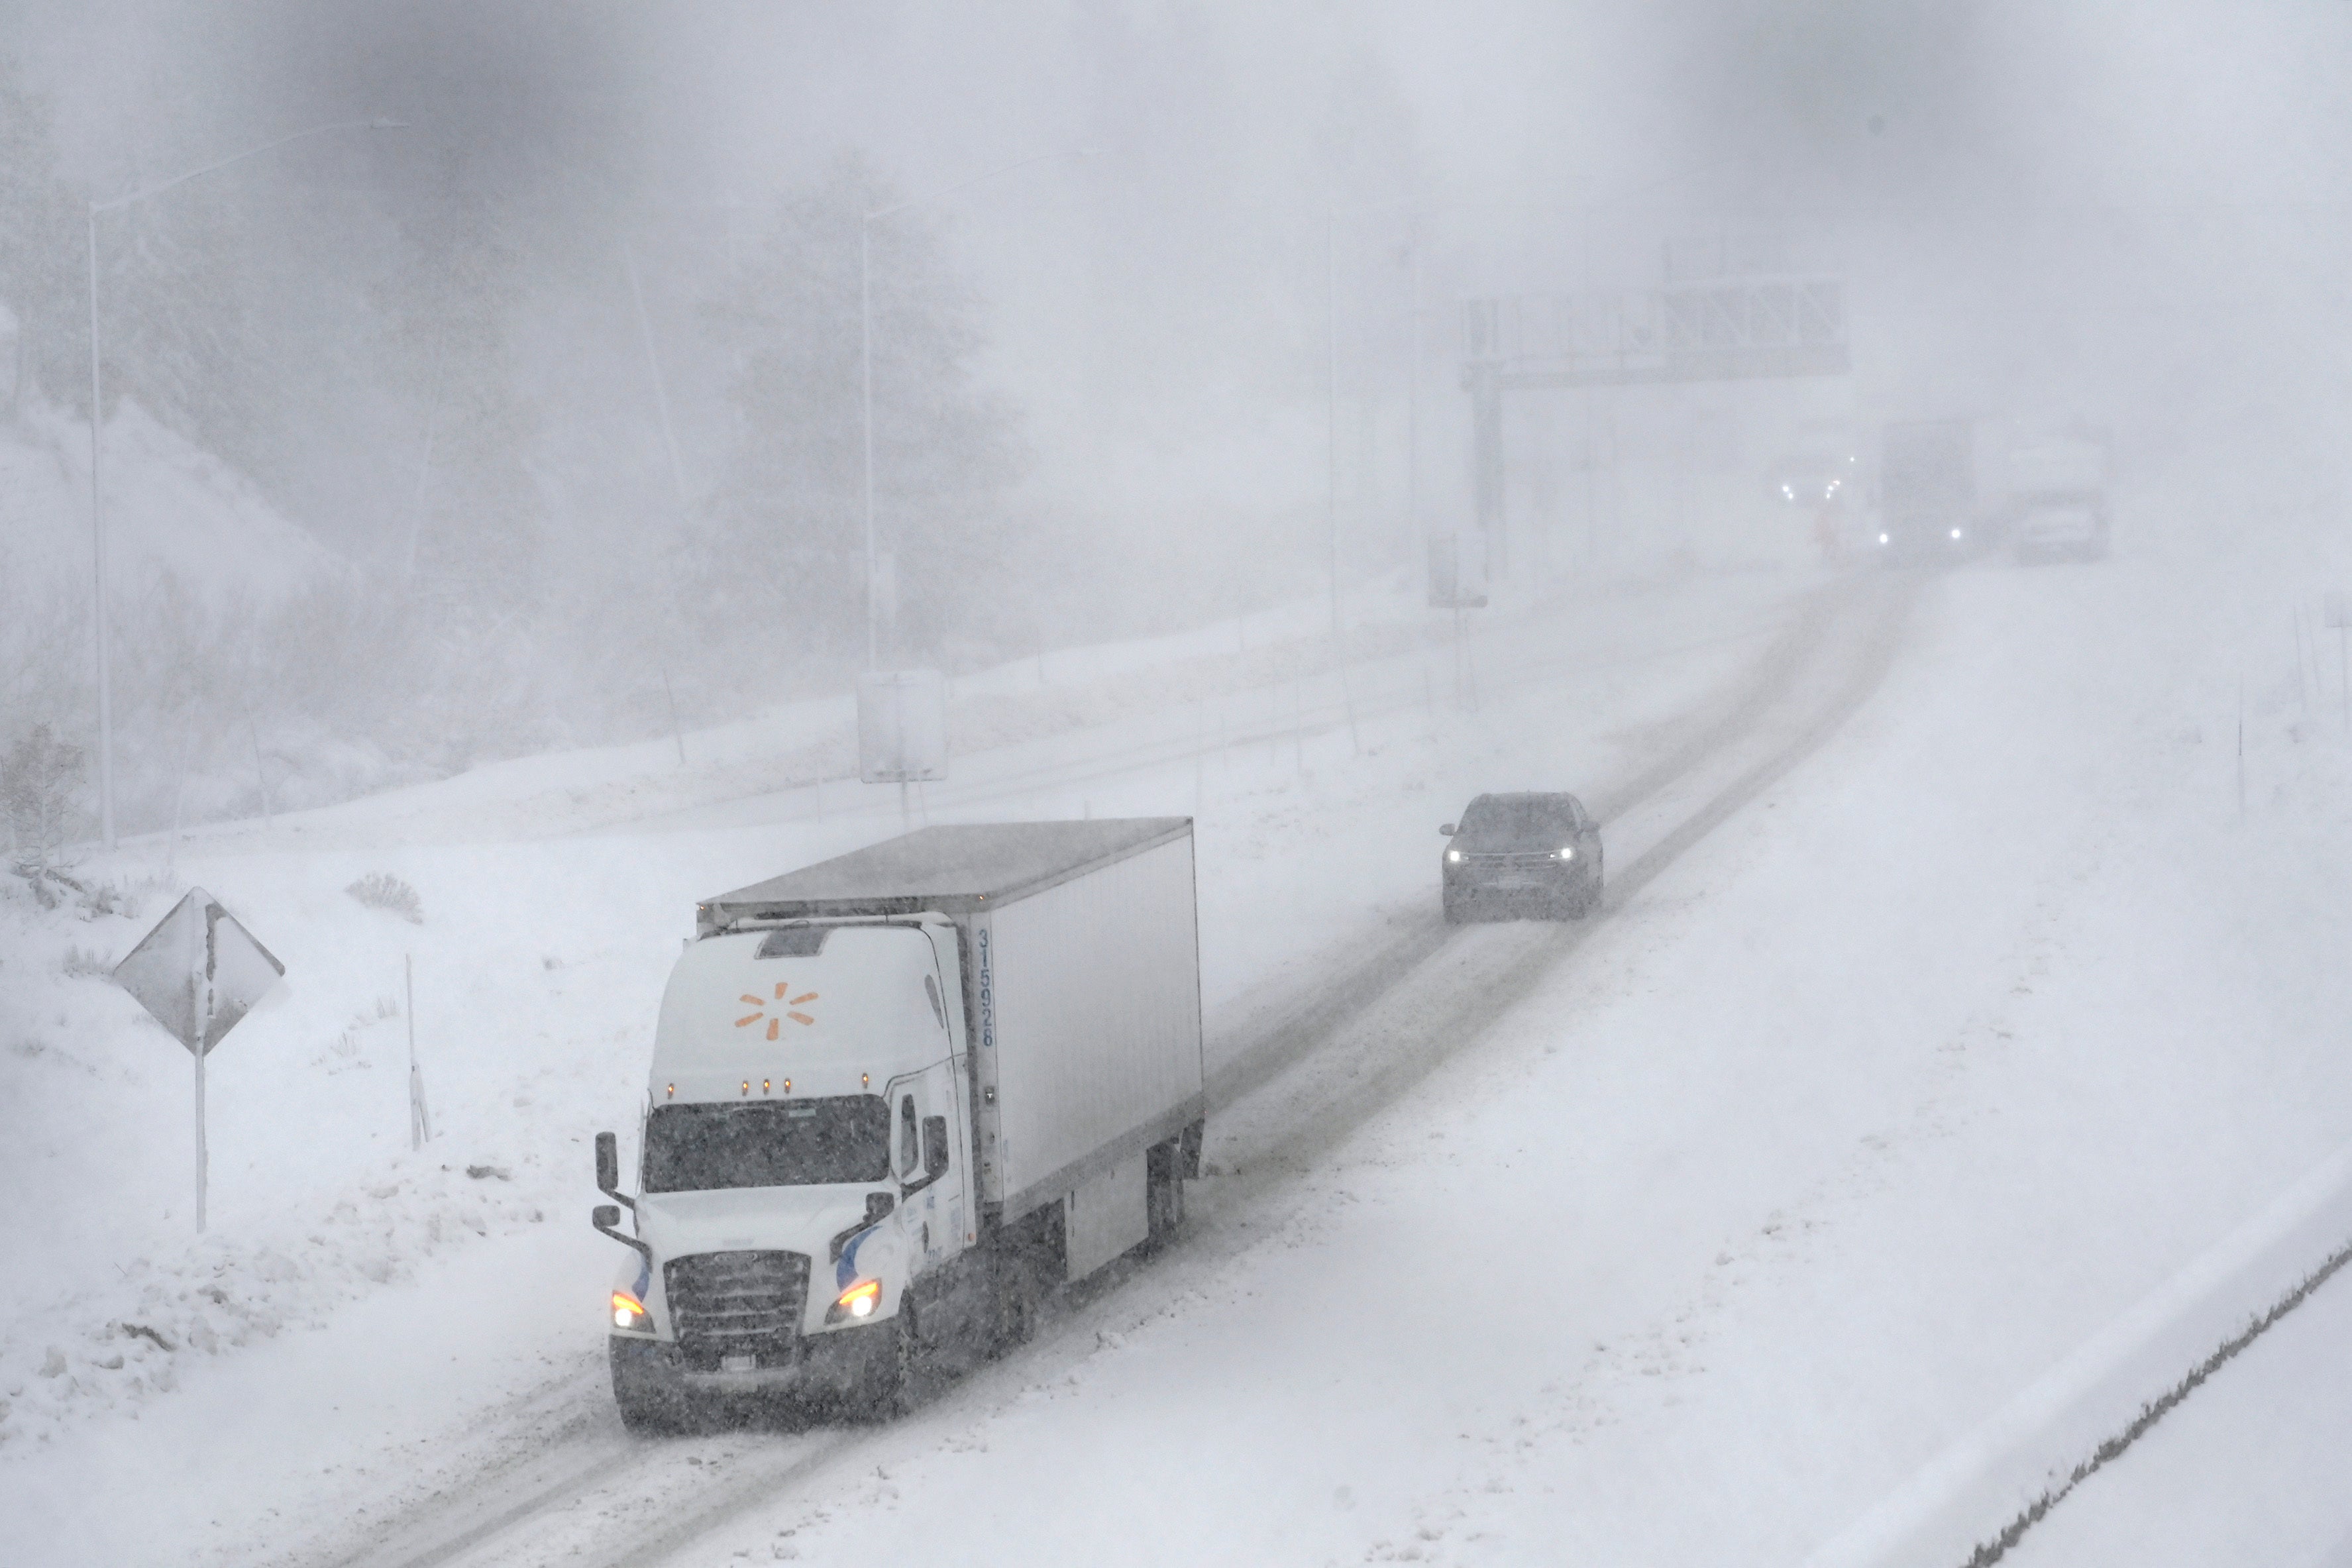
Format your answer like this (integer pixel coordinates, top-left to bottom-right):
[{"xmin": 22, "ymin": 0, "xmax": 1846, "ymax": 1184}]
[
  {"xmin": 85, "ymin": 117, "xmax": 405, "ymax": 851},
  {"xmin": 859, "ymin": 152, "xmax": 1058, "ymax": 671}
]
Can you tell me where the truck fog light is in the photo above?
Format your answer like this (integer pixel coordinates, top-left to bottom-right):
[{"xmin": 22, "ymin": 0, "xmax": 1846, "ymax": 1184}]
[
  {"xmin": 612, "ymin": 1290, "xmax": 650, "ymax": 1332},
  {"xmin": 829, "ymin": 1279, "xmax": 883, "ymax": 1324}
]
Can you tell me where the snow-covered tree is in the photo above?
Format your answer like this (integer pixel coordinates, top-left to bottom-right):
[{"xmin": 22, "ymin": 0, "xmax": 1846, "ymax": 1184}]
[
  {"xmin": 377, "ymin": 161, "xmax": 547, "ymax": 623},
  {"xmin": 1, "ymin": 723, "xmax": 84, "ymax": 870},
  {"xmin": 694, "ymin": 154, "xmax": 1023, "ymax": 671}
]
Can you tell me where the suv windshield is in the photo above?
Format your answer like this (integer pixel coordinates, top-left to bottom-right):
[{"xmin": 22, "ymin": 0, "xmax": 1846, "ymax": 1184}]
[
  {"xmin": 1460, "ymin": 796, "xmax": 1581, "ymax": 841},
  {"xmin": 642, "ymin": 1096, "xmax": 892, "ymax": 1192}
]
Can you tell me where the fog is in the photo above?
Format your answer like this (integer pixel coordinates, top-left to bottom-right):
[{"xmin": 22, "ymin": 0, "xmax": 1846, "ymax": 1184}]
[
  {"xmin": 0, "ymin": 1, "xmax": 2334, "ymax": 833},
  {"xmin": 5, "ymin": 7, "xmax": 2352, "ymax": 1561}
]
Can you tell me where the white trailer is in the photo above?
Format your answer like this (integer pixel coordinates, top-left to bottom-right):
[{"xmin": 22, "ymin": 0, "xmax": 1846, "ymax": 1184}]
[{"xmin": 592, "ymin": 819, "xmax": 1204, "ymax": 1428}]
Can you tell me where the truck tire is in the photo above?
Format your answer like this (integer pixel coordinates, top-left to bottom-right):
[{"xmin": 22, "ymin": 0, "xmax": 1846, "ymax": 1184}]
[
  {"xmin": 609, "ymin": 1339, "xmax": 684, "ymax": 1436},
  {"xmin": 856, "ymin": 1304, "xmax": 920, "ymax": 1421},
  {"xmin": 1573, "ymin": 874, "xmax": 1601, "ymax": 919},
  {"xmin": 1145, "ymin": 1137, "xmax": 1186, "ymax": 1251}
]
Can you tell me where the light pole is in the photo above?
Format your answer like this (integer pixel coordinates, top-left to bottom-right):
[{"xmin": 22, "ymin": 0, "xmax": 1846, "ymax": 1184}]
[
  {"xmin": 859, "ymin": 152, "xmax": 1057, "ymax": 671},
  {"xmin": 86, "ymin": 117, "xmax": 405, "ymax": 851},
  {"xmin": 1326, "ymin": 211, "xmax": 1340, "ymax": 641}
]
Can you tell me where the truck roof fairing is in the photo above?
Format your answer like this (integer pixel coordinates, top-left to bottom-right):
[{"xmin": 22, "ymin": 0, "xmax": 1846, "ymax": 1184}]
[{"xmin": 650, "ymin": 925, "xmax": 951, "ymax": 1102}]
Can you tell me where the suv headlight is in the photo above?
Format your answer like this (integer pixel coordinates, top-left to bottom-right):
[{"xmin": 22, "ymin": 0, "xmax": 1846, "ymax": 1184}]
[
  {"xmin": 1446, "ymin": 849, "xmax": 1462, "ymax": 864},
  {"xmin": 612, "ymin": 1290, "xmax": 651, "ymax": 1332},
  {"xmin": 1558, "ymin": 845, "xmax": 1574, "ymax": 860}
]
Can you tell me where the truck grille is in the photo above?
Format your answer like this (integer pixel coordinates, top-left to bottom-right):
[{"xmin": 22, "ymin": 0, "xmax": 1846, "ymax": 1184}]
[{"xmin": 665, "ymin": 1250, "xmax": 810, "ymax": 1369}]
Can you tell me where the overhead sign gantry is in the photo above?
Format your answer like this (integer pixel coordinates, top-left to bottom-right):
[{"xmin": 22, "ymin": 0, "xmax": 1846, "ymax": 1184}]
[{"xmin": 1460, "ymin": 274, "xmax": 1852, "ymax": 568}]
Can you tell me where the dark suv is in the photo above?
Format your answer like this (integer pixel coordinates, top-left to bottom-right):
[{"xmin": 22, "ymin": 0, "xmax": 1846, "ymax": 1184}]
[{"xmin": 1440, "ymin": 792, "xmax": 1604, "ymax": 923}]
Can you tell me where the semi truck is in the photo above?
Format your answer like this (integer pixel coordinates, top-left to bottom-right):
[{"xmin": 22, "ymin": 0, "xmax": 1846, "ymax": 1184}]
[
  {"xmin": 590, "ymin": 819, "xmax": 1206, "ymax": 1429},
  {"xmin": 1874, "ymin": 418, "xmax": 1980, "ymax": 564}
]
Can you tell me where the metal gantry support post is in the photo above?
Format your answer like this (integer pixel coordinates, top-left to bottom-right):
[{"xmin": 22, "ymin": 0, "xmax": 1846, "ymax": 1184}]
[{"xmin": 1468, "ymin": 360, "xmax": 1506, "ymax": 579}]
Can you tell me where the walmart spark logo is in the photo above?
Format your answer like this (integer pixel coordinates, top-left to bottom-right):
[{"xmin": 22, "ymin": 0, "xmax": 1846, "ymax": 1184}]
[{"xmin": 737, "ymin": 981, "xmax": 818, "ymax": 1040}]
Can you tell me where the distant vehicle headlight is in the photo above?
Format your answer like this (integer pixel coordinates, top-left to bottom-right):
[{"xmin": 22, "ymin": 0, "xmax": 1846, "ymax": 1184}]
[
  {"xmin": 1781, "ymin": 484, "xmax": 1793, "ymax": 499},
  {"xmin": 612, "ymin": 1290, "xmax": 651, "ymax": 1332},
  {"xmin": 1950, "ymin": 527, "xmax": 1963, "ymax": 540},
  {"xmin": 1446, "ymin": 849, "xmax": 1463, "ymax": 864},
  {"xmin": 1878, "ymin": 533, "xmax": 1890, "ymax": 545}
]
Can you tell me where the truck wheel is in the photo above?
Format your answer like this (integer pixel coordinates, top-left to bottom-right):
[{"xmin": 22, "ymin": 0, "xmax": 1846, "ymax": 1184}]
[
  {"xmin": 989, "ymin": 1253, "xmax": 1041, "ymax": 1355},
  {"xmin": 1145, "ymin": 1138, "xmax": 1186, "ymax": 1251},
  {"xmin": 857, "ymin": 1304, "xmax": 920, "ymax": 1421},
  {"xmin": 609, "ymin": 1339, "xmax": 684, "ymax": 1436}
]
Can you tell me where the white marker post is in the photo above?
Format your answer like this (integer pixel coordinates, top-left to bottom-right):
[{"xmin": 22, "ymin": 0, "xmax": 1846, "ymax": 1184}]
[
  {"xmin": 2325, "ymin": 592, "xmax": 2350, "ymax": 733},
  {"xmin": 113, "ymin": 889, "xmax": 285, "ymax": 1231},
  {"xmin": 407, "ymin": 952, "xmax": 431, "ymax": 1149}
]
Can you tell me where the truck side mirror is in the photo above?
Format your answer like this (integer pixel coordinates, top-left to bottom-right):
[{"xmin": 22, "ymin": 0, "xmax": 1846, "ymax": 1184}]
[
  {"xmin": 592, "ymin": 1202, "xmax": 650, "ymax": 1259},
  {"xmin": 595, "ymin": 1131, "xmax": 634, "ymax": 1210},
  {"xmin": 1440, "ymin": 823, "xmax": 1456, "ymax": 837}
]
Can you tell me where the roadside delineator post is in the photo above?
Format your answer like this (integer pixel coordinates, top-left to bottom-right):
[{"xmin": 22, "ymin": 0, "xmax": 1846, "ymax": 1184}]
[
  {"xmin": 2325, "ymin": 592, "xmax": 2349, "ymax": 733},
  {"xmin": 407, "ymin": 952, "xmax": 432, "ymax": 1149}
]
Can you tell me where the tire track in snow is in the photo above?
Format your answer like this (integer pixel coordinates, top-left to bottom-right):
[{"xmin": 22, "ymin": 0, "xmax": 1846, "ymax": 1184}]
[{"xmin": 309, "ymin": 573, "xmax": 1913, "ymax": 1568}]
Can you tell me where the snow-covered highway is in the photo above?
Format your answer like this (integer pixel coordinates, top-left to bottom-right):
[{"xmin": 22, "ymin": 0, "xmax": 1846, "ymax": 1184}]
[{"xmin": 11, "ymin": 526, "xmax": 2352, "ymax": 1568}]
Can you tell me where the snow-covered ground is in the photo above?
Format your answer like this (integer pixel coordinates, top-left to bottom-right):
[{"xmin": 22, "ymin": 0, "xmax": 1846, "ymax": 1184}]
[
  {"xmin": 0, "ymin": 559, "xmax": 1824, "ymax": 1563},
  {"xmin": 7, "ymin": 505, "xmax": 2350, "ymax": 1568}
]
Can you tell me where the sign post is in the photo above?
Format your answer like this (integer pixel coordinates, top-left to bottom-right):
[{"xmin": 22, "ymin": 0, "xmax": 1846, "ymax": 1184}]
[
  {"xmin": 111, "ymin": 889, "xmax": 285, "ymax": 1231},
  {"xmin": 858, "ymin": 669, "xmax": 949, "ymax": 831},
  {"xmin": 1428, "ymin": 535, "xmax": 1490, "ymax": 711}
]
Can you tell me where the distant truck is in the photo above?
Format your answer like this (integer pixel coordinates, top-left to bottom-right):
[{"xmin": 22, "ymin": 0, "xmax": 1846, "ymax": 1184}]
[
  {"xmin": 2002, "ymin": 428, "xmax": 2111, "ymax": 562},
  {"xmin": 1874, "ymin": 419, "xmax": 1980, "ymax": 564},
  {"xmin": 592, "ymin": 819, "xmax": 1206, "ymax": 1428}
]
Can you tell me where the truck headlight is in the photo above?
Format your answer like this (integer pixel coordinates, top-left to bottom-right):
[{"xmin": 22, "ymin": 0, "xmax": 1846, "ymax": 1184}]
[
  {"xmin": 828, "ymin": 1279, "xmax": 882, "ymax": 1324},
  {"xmin": 1446, "ymin": 849, "xmax": 1463, "ymax": 864},
  {"xmin": 612, "ymin": 1290, "xmax": 651, "ymax": 1332}
]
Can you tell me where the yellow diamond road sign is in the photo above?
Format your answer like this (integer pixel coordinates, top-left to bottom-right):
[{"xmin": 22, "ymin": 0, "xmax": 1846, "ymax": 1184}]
[{"xmin": 113, "ymin": 888, "xmax": 285, "ymax": 1057}]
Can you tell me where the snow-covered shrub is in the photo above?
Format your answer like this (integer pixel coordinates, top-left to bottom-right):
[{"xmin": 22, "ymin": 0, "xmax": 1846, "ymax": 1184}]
[
  {"xmin": 56, "ymin": 944, "xmax": 111, "ymax": 978},
  {"xmin": 345, "ymin": 872, "xmax": 422, "ymax": 924}
]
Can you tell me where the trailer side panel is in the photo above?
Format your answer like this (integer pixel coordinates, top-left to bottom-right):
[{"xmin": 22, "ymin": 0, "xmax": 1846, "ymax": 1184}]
[{"xmin": 985, "ymin": 833, "xmax": 1204, "ymax": 1218}]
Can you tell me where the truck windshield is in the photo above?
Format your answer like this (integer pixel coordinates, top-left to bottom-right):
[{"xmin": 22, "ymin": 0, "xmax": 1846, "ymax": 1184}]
[{"xmin": 641, "ymin": 1097, "xmax": 892, "ymax": 1192}]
